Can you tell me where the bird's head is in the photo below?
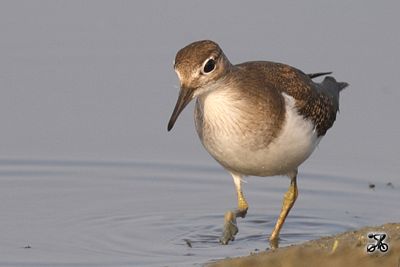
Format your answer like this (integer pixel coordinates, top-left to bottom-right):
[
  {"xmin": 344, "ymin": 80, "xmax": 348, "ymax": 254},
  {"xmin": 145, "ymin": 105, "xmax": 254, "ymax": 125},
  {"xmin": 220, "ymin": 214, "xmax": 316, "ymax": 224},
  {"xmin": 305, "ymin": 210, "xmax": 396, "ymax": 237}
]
[{"xmin": 167, "ymin": 40, "xmax": 232, "ymax": 131}]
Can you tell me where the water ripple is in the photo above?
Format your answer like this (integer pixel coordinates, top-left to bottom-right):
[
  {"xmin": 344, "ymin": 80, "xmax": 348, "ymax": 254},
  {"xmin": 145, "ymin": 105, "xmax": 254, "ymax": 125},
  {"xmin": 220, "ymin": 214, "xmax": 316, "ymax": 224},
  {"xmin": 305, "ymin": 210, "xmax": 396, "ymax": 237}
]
[{"xmin": 0, "ymin": 158, "xmax": 398, "ymax": 266}]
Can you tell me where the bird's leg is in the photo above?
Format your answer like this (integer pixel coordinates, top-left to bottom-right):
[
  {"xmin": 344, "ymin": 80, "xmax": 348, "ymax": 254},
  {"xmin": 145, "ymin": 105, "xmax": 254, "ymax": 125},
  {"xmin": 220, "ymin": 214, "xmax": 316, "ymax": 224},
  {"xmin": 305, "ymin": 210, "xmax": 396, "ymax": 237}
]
[
  {"xmin": 269, "ymin": 169, "xmax": 298, "ymax": 249},
  {"xmin": 233, "ymin": 173, "xmax": 249, "ymax": 218},
  {"xmin": 220, "ymin": 172, "xmax": 248, "ymax": 245}
]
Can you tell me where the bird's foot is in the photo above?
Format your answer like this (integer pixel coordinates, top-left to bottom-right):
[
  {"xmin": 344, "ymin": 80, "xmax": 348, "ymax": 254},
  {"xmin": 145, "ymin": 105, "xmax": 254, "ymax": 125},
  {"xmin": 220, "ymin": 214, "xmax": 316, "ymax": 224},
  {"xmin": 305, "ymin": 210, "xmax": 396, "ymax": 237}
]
[
  {"xmin": 269, "ymin": 236, "xmax": 279, "ymax": 250},
  {"xmin": 219, "ymin": 211, "xmax": 238, "ymax": 245}
]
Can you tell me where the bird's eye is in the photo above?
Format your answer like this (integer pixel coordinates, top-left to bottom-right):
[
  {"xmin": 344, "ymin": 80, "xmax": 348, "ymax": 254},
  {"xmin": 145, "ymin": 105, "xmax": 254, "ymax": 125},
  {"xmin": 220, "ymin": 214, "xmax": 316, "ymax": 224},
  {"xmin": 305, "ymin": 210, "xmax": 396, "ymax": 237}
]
[{"xmin": 203, "ymin": 58, "xmax": 215, "ymax": 74}]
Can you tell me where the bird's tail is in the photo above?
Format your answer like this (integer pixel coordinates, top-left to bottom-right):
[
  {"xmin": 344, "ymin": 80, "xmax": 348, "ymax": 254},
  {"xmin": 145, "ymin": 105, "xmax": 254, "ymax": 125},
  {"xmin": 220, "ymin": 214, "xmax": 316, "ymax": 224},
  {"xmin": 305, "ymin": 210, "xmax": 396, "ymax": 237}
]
[
  {"xmin": 321, "ymin": 76, "xmax": 348, "ymax": 94},
  {"xmin": 308, "ymin": 72, "xmax": 348, "ymax": 94},
  {"xmin": 319, "ymin": 76, "xmax": 348, "ymax": 111}
]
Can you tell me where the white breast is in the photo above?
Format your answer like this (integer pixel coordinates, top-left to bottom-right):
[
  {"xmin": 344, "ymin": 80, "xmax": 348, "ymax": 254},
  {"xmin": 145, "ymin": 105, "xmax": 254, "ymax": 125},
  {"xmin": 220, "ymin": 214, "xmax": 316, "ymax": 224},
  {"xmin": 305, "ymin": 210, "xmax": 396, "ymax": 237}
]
[{"xmin": 197, "ymin": 91, "xmax": 321, "ymax": 176}]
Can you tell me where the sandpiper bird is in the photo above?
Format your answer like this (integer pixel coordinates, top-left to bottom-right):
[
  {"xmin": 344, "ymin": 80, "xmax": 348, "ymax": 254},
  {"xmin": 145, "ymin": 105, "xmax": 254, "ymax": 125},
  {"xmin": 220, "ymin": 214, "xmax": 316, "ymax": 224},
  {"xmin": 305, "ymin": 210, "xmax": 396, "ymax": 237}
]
[{"xmin": 167, "ymin": 40, "xmax": 348, "ymax": 248}]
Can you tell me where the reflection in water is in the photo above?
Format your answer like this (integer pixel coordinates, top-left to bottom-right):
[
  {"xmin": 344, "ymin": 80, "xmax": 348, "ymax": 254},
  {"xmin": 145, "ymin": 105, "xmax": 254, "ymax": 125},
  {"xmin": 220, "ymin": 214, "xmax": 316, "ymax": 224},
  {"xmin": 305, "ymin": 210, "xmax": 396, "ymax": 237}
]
[{"xmin": 0, "ymin": 159, "xmax": 398, "ymax": 266}]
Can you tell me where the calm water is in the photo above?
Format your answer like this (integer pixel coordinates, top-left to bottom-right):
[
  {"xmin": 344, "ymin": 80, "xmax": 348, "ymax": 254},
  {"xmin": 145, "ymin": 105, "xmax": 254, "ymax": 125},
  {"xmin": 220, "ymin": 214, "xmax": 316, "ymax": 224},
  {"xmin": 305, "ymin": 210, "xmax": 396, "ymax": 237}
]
[{"xmin": 0, "ymin": 159, "xmax": 398, "ymax": 266}]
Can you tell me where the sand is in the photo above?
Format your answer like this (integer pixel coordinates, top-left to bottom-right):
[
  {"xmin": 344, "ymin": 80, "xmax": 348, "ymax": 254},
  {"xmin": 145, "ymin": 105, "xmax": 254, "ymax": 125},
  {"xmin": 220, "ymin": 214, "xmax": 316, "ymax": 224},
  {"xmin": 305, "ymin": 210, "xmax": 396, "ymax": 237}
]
[{"xmin": 207, "ymin": 223, "xmax": 400, "ymax": 267}]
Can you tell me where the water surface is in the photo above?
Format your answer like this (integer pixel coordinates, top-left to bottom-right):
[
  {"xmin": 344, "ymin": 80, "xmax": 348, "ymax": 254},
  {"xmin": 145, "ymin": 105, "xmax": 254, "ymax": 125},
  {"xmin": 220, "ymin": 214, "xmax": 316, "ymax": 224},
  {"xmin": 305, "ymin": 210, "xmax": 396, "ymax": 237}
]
[{"xmin": 0, "ymin": 159, "xmax": 398, "ymax": 266}]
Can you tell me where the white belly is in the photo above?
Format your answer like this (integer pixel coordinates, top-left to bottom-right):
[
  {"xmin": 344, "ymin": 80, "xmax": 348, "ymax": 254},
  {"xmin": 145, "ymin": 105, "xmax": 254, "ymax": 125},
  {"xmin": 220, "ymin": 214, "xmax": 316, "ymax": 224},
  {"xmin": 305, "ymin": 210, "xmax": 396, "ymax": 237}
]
[{"xmin": 199, "ymin": 93, "xmax": 321, "ymax": 176}]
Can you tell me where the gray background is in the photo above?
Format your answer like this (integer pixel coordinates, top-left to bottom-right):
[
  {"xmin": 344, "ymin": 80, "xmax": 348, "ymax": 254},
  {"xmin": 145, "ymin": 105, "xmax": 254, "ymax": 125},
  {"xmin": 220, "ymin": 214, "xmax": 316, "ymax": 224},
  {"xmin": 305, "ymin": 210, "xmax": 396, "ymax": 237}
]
[{"xmin": 1, "ymin": 1, "xmax": 399, "ymax": 180}]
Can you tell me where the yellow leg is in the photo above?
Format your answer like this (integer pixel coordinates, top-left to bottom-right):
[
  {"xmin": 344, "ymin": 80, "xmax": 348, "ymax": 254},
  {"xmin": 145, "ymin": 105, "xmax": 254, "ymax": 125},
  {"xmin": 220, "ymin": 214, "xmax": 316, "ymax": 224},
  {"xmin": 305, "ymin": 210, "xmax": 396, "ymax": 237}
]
[
  {"xmin": 236, "ymin": 190, "xmax": 248, "ymax": 217},
  {"xmin": 269, "ymin": 170, "xmax": 298, "ymax": 249},
  {"xmin": 232, "ymin": 172, "xmax": 249, "ymax": 218},
  {"xmin": 220, "ymin": 172, "xmax": 248, "ymax": 244}
]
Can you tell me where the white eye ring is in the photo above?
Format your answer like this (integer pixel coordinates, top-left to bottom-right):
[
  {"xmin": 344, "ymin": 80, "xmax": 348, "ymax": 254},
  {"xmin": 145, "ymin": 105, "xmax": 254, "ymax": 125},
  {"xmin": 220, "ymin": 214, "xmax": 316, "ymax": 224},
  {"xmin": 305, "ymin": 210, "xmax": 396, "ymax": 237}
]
[{"xmin": 201, "ymin": 57, "xmax": 216, "ymax": 74}]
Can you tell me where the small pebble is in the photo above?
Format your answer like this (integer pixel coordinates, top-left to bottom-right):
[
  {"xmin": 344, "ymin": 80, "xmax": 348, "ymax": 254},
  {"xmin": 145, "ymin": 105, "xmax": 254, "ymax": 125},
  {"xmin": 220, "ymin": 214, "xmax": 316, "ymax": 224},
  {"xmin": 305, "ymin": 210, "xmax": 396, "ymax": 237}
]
[
  {"xmin": 368, "ymin": 183, "xmax": 375, "ymax": 189},
  {"xmin": 331, "ymin": 239, "xmax": 339, "ymax": 253},
  {"xmin": 183, "ymin": 239, "xmax": 192, "ymax": 248}
]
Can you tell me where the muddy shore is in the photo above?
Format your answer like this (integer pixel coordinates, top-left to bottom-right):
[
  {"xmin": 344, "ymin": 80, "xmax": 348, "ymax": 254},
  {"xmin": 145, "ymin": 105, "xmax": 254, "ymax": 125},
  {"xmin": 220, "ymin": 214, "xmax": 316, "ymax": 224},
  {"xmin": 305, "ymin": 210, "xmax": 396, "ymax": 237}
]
[{"xmin": 207, "ymin": 223, "xmax": 400, "ymax": 267}]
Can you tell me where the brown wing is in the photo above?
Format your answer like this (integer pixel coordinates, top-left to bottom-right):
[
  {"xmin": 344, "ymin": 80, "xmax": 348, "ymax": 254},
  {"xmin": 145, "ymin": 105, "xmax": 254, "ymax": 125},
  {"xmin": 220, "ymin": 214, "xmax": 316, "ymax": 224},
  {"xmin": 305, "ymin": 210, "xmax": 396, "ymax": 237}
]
[{"xmin": 236, "ymin": 61, "xmax": 348, "ymax": 136}]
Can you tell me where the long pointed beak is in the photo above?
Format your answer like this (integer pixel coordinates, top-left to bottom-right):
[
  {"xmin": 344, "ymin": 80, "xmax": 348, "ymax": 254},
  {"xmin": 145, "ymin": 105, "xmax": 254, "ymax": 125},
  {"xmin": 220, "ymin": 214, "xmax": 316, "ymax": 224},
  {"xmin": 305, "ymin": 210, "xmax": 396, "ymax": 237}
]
[{"xmin": 167, "ymin": 87, "xmax": 194, "ymax": 131}]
